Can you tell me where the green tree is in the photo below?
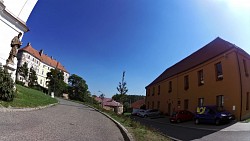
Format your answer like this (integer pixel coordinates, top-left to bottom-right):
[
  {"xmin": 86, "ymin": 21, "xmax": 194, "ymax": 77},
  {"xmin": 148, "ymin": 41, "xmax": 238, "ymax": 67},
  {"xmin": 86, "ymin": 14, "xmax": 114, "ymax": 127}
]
[
  {"xmin": 46, "ymin": 69, "xmax": 66, "ymax": 97},
  {"xmin": 17, "ymin": 62, "xmax": 29, "ymax": 81},
  {"xmin": 28, "ymin": 67, "xmax": 38, "ymax": 87},
  {"xmin": 0, "ymin": 67, "xmax": 15, "ymax": 101},
  {"xmin": 68, "ymin": 74, "xmax": 88, "ymax": 102},
  {"xmin": 115, "ymin": 71, "xmax": 128, "ymax": 103}
]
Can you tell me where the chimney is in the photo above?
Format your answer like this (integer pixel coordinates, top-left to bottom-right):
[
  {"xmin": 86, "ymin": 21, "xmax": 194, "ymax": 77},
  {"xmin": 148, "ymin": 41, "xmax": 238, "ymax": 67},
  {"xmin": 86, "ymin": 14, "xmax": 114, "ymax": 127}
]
[
  {"xmin": 39, "ymin": 49, "xmax": 43, "ymax": 56},
  {"xmin": 51, "ymin": 56, "xmax": 53, "ymax": 59},
  {"xmin": 27, "ymin": 42, "xmax": 31, "ymax": 46}
]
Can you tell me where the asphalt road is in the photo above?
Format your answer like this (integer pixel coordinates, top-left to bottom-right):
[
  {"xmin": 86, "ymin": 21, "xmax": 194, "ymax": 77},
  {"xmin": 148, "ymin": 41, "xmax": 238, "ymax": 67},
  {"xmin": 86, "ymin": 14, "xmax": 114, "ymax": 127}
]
[
  {"xmin": 0, "ymin": 99, "xmax": 124, "ymax": 141},
  {"xmin": 132, "ymin": 116, "xmax": 249, "ymax": 141}
]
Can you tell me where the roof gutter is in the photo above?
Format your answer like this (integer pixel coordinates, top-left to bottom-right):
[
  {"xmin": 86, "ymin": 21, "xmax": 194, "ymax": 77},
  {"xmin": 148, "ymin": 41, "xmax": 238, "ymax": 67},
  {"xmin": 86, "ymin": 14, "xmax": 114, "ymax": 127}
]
[
  {"xmin": 235, "ymin": 48, "xmax": 243, "ymax": 121},
  {"xmin": 0, "ymin": 1, "xmax": 29, "ymax": 32}
]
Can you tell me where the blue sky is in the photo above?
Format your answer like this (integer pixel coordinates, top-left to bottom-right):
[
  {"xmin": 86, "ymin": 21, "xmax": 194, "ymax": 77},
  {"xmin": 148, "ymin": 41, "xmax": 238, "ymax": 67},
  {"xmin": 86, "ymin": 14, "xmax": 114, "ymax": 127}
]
[{"xmin": 22, "ymin": 0, "xmax": 250, "ymax": 98}]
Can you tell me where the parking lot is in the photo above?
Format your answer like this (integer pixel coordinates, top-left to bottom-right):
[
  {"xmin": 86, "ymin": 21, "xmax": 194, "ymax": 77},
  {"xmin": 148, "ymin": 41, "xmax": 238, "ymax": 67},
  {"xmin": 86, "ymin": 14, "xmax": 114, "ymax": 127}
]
[{"xmin": 131, "ymin": 115, "xmax": 237, "ymax": 141}]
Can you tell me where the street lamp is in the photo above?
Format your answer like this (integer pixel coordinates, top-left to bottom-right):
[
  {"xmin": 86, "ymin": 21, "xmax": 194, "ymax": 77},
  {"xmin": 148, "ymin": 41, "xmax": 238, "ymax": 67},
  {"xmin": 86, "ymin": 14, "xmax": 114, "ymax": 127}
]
[{"xmin": 98, "ymin": 90, "xmax": 105, "ymax": 108}]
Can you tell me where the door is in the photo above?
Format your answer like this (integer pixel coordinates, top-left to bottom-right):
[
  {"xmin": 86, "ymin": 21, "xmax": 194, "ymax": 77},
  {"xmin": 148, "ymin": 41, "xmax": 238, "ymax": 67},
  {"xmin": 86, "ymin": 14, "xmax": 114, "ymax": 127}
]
[{"xmin": 168, "ymin": 103, "xmax": 172, "ymax": 115}]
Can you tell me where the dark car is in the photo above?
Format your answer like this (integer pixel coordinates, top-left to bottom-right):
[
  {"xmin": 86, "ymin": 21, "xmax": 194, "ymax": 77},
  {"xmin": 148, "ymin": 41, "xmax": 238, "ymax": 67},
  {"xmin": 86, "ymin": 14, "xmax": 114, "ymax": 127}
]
[
  {"xmin": 194, "ymin": 106, "xmax": 234, "ymax": 125},
  {"xmin": 169, "ymin": 110, "xmax": 194, "ymax": 123},
  {"xmin": 138, "ymin": 109, "xmax": 160, "ymax": 118}
]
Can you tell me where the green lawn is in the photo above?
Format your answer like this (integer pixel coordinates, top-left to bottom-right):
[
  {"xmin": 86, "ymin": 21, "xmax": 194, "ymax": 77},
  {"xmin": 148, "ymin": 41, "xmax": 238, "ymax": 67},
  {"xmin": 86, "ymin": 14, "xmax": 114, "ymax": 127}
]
[
  {"xmin": 0, "ymin": 84, "xmax": 58, "ymax": 108},
  {"xmin": 105, "ymin": 111, "xmax": 171, "ymax": 141},
  {"xmin": 244, "ymin": 118, "xmax": 250, "ymax": 123}
]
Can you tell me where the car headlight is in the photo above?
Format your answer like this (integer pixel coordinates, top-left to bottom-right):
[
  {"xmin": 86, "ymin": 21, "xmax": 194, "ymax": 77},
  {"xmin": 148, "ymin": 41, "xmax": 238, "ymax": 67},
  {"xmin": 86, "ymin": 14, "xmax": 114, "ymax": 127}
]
[{"xmin": 221, "ymin": 114, "xmax": 227, "ymax": 116}]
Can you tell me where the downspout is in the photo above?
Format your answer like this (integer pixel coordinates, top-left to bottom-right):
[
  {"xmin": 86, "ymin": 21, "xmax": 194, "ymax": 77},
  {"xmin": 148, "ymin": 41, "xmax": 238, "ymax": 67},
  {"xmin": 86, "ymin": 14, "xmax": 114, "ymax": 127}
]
[{"xmin": 235, "ymin": 48, "xmax": 243, "ymax": 121}]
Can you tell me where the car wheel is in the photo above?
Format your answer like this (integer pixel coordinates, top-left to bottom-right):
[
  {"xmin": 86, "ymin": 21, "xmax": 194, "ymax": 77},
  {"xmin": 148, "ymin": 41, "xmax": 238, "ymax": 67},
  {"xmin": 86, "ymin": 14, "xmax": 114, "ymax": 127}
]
[
  {"xmin": 177, "ymin": 119, "xmax": 181, "ymax": 123},
  {"xmin": 195, "ymin": 119, "xmax": 199, "ymax": 124},
  {"xmin": 215, "ymin": 119, "xmax": 220, "ymax": 125}
]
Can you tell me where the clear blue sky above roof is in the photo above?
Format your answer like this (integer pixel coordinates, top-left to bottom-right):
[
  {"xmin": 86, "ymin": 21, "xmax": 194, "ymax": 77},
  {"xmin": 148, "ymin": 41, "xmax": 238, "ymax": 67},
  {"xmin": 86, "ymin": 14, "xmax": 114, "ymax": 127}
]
[{"xmin": 22, "ymin": 0, "xmax": 250, "ymax": 98}]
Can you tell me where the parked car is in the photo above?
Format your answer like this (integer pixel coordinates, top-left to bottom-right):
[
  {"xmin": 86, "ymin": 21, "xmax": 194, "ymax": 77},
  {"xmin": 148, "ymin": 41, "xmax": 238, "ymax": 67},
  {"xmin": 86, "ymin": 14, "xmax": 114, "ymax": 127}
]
[
  {"xmin": 138, "ymin": 109, "xmax": 160, "ymax": 118},
  {"xmin": 131, "ymin": 109, "xmax": 145, "ymax": 116},
  {"xmin": 194, "ymin": 106, "xmax": 234, "ymax": 125},
  {"xmin": 169, "ymin": 110, "xmax": 194, "ymax": 123}
]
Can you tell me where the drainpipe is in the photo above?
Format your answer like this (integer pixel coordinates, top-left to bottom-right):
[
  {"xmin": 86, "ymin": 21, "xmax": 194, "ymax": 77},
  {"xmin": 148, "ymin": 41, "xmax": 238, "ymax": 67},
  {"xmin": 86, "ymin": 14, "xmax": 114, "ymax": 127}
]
[{"xmin": 235, "ymin": 48, "xmax": 243, "ymax": 121}]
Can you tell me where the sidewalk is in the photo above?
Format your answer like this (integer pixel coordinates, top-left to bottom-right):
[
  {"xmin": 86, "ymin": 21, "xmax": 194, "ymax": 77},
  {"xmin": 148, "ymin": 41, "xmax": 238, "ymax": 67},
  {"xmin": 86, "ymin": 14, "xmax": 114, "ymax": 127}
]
[{"xmin": 220, "ymin": 122, "xmax": 250, "ymax": 131}]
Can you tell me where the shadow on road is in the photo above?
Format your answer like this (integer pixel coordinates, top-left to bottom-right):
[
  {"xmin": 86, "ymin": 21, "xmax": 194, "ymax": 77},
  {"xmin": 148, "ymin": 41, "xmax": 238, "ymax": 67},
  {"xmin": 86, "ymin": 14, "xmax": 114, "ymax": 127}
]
[{"xmin": 131, "ymin": 115, "xmax": 237, "ymax": 141}]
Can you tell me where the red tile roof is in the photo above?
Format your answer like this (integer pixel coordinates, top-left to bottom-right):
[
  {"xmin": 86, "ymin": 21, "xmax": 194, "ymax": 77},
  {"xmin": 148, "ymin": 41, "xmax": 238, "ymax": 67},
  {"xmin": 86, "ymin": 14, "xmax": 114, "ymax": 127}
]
[
  {"xmin": 146, "ymin": 37, "xmax": 242, "ymax": 88},
  {"xmin": 19, "ymin": 44, "xmax": 68, "ymax": 73},
  {"xmin": 94, "ymin": 97, "xmax": 122, "ymax": 107},
  {"xmin": 131, "ymin": 99, "xmax": 145, "ymax": 109}
]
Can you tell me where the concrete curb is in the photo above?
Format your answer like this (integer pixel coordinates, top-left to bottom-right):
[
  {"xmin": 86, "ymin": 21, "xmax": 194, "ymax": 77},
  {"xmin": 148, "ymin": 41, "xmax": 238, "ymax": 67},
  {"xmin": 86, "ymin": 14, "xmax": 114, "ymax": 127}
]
[
  {"xmin": 100, "ymin": 111, "xmax": 134, "ymax": 141},
  {"xmin": 0, "ymin": 102, "xmax": 59, "ymax": 112},
  {"xmin": 85, "ymin": 105, "xmax": 134, "ymax": 141}
]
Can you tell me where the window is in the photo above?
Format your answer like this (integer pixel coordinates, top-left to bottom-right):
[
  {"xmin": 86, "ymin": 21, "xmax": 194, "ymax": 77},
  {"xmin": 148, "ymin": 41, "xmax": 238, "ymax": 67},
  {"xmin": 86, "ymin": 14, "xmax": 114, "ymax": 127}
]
[
  {"xmin": 157, "ymin": 101, "xmax": 160, "ymax": 109},
  {"xmin": 177, "ymin": 100, "xmax": 181, "ymax": 109},
  {"xmin": 243, "ymin": 59, "xmax": 249, "ymax": 77},
  {"xmin": 184, "ymin": 99, "xmax": 189, "ymax": 110},
  {"xmin": 147, "ymin": 88, "xmax": 150, "ymax": 96},
  {"xmin": 216, "ymin": 95, "xmax": 224, "ymax": 108},
  {"xmin": 148, "ymin": 102, "xmax": 150, "ymax": 109},
  {"xmin": 158, "ymin": 85, "xmax": 160, "ymax": 95},
  {"xmin": 198, "ymin": 98, "xmax": 204, "ymax": 107},
  {"xmin": 247, "ymin": 92, "xmax": 249, "ymax": 110},
  {"xmin": 152, "ymin": 101, "xmax": 154, "ymax": 109},
  {"xmin": 168, "ymin": 81, "xmax": 172, "ymax": 93},
  {"xmin": 40, "ymin": 79, "xmax": 42, "ymax": 85},
  {"xmin": 198, "ymin": 70, "xmax": 204, "ymax": 86},
  {"xmin": 28, "ymin": 55, "xmax": 30, "ymax": 59},
  {"xmin": 215, "ymin": 62, "xmax": 223, "ymax": 80},
  {"xmin": 184, "ymin": 75, "xmax": 189, "ymax": 90},
  {"xmin": 152, "ymin": 87, "xmax": 155, "ymax": 96},
  {"xmin": 42, "ymin": 70, "xmax": 44, "ymax": 75}
]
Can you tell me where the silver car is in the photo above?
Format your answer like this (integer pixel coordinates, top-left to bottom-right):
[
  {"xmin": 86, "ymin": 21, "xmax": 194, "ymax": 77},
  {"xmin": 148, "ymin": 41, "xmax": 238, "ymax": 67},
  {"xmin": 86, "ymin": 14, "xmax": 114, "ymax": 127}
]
[{"xmin": 138, "ymin": 109, "xmax": 160, "ymax": 118}]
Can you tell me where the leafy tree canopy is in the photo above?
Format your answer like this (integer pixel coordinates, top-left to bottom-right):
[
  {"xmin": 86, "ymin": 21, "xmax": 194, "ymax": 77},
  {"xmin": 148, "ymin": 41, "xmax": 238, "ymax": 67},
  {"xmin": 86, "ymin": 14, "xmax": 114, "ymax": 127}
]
[
  {"xmin": 68, "ymin": 74, "xmax": 89, "ymax": 102},
  {"xmin": 46, "ymin": 69, "xmax": 66, "ymax": 97},
  {"xmin": 17, "ymin": 62, "xmax": 28, "ymax": 81},
  {"xmin": 0, "ymin": 67, "xmax": 15, "ymax": 101},
  {"xmin": 114, "ymin": 71, "xmax": 128, "ymax": 103},
  {"xmin": 28, "ymin": 67, "xmax": 38, "ymax": 87}
]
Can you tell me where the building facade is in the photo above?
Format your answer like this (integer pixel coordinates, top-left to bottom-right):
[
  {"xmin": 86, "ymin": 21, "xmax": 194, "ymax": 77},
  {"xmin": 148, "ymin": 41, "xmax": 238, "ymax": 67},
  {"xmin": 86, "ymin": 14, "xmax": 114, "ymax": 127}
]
[
  {"xmin": 145, "ymin": 37, "xmax": 250, "ymax": 121},
  {"xmin": 17, "ymin": 43, "xmax": 70, "ymax": 90},
  {"xmin": 0, "ymin": 0, "xmax": 38, "ymax": 80}
]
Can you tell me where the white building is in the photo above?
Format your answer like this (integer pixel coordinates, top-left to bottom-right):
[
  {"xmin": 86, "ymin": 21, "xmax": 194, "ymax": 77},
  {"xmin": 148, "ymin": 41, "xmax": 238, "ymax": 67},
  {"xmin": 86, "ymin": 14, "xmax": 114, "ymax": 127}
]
[
  {"xmin": 0, "ymin": 0, "xmax": 38, "ymax": 80},
  {"xmin": 17, "ymin": 43, "xmax": 70, "ymax": 90}
]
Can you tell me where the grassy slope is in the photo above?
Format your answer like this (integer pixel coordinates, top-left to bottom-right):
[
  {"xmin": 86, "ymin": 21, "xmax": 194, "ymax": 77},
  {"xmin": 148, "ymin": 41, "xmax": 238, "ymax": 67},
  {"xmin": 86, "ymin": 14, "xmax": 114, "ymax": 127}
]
[
  {"xmin": 0, "ymin": 84, "xmax": 58, "ymax": 108},
  {"xmin": 107, "ymin": 112, "xmax": 171, "ymax": 141}
]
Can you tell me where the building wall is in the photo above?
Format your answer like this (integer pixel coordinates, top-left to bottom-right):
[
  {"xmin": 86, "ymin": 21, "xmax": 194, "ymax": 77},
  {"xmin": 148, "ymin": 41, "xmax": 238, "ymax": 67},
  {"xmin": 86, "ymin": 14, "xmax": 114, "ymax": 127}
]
[
  {"xmin": 17, "ymin": 51, "xmax": 70, "ymax": 90},
  {"xmin": 0, "ymin": 0, "xmax": 37, "ymax": 80},
  {"xmin": 146, "ymin": 49, "xmax": 250, "ymax": 120},
  {"xmin": 236, "ymin": 49, "xmax": 250, "ymax": 120},
  {"xmin": 3, "ymin": 0, "xmax": 38, "ymax": 22}
]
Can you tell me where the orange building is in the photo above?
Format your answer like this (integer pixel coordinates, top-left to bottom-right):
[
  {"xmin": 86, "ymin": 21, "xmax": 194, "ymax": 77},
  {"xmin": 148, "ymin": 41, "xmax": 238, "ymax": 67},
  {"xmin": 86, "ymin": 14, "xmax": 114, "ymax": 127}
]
[{"xmin": 145, "ymin": 37, "xmax": 250, "ymax": 121}]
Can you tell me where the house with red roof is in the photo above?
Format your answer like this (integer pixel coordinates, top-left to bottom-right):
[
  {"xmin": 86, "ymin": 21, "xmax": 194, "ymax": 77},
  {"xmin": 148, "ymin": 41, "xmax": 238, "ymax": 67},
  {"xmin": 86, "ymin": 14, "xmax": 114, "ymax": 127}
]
[
  {"xmin": 16, "ymin": 43, "xmax": 69, "ymax": 90},
  {"xmin": 95, "ymin": 97, "xmax": 123, "ymax": 114},
  {"xmin": 131, "ymin": 99, "xmax": 145, "ymax": 109}
]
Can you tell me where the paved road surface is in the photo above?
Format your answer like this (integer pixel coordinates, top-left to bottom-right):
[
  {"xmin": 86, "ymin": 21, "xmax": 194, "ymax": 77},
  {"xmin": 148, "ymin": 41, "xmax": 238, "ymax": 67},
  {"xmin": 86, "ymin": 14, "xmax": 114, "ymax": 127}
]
[
  {"xmin": 132, "ymin": 116, "xmax": 250, "ymax": 141},
  {"xmin": 0, "ymin": 99, "xmax": 124, "ymax": 141}
]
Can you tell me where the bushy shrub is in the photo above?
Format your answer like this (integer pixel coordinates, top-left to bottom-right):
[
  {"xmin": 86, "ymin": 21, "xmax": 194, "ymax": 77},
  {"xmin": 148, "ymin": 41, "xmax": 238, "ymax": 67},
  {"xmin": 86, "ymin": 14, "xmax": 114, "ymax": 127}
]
[
  {"xmin": 16, "ymin": 80, "xmax": 25, "ymax": 86},
  {"xmin": 0, "ymin": 68, "xmax": 15, "ymax": 101}
]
